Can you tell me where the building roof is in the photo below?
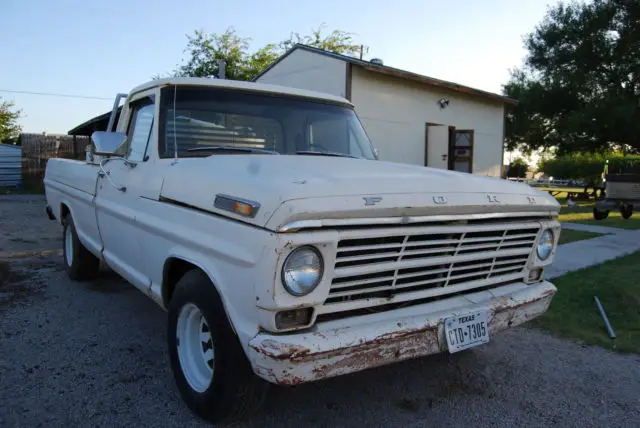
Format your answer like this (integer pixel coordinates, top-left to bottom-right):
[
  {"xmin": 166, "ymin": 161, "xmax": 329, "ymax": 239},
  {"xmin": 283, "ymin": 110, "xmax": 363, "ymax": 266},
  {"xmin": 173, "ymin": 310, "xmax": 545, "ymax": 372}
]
[
  {"xmin": 68, "ymin": 108, "xmax": 121, "ymax": 136},
  {"xmin": 253, "ymin": 44, "xmax": 518, "ymax": 106}
]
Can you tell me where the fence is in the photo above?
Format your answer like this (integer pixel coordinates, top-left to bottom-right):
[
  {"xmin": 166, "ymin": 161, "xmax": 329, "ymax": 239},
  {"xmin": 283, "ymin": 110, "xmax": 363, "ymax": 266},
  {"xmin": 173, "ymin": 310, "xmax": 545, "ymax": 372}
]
[{"xmin": 19, "ymin": 133, "xmax": 90, "ymax": 189}]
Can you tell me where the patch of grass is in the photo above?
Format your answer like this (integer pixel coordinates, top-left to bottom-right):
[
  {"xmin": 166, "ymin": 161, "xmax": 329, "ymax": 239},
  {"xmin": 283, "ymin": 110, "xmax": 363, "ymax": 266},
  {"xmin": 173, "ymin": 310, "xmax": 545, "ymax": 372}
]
[
  {"xmin": 534, "ymin": 250, "xmax": 640, "ymax": 354},
  {"xmin": 558, "ymin": 205, "xmax": 640, "ymax": 229},
  {"xmin": 558, "ymin": 229, "xmax": 605, "ymax": 245}
]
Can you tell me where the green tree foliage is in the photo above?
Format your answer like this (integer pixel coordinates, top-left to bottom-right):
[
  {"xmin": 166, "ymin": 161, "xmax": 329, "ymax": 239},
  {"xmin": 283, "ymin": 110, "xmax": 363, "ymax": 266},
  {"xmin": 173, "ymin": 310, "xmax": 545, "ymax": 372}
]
[
  {"xmin": 503, "ymin": 0, "xmax": 640, "ymax": 155},
  {"xmin": 0, "ymin": 98, "xmax": 22, "ymax": 142},
  {"xmin": 165, "ymin": 25, "xmax": 367, "ymax": 81}
]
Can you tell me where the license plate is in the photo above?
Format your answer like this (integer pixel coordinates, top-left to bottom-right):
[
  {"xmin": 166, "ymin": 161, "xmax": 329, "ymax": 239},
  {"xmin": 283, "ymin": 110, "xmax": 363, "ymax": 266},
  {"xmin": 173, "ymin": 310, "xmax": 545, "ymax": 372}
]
[{"xmin": 444, "ymin": 310, "xmax": 490, "ymax": 353}]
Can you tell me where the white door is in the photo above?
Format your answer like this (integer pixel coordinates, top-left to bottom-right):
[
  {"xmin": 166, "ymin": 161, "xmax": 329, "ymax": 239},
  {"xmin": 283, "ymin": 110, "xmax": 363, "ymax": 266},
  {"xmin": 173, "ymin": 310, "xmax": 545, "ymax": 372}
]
[
  {"xmin": 95, "ymin": 96, "xmax": 155, "ymax": 291},
  {"xmin": 426, "ymin": 124, "xmax": 449, "ymax": 169}
]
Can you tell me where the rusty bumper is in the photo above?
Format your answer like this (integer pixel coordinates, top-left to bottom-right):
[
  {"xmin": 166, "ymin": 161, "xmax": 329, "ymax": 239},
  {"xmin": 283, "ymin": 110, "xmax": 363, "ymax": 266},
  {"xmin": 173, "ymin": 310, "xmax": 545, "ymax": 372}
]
[{"xmin": 247, "ymin": 280, "xmax": 556, "ymax": 385}]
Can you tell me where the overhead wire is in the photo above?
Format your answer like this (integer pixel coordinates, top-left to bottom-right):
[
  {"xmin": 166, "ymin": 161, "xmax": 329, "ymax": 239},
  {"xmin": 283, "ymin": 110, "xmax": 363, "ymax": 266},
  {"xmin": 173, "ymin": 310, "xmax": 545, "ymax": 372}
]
[{"xmin": 0, "ymin": 89, "xmax": 112, "ymax": 100}]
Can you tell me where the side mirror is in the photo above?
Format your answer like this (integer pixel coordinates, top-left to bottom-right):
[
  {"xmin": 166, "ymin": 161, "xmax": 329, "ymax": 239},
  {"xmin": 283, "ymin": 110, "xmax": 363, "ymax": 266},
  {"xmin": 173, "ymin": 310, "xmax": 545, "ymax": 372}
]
[{"xmin": 91, "ymin": 131, "xmax": 127, "ymax": 156}]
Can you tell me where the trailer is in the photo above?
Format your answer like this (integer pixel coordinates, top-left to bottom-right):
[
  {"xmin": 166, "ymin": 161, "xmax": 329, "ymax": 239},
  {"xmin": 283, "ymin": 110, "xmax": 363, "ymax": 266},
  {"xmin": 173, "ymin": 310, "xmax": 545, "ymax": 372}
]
[{"xmin": 593, "ymin": 159, "xmax": 640, "ymax": 220}]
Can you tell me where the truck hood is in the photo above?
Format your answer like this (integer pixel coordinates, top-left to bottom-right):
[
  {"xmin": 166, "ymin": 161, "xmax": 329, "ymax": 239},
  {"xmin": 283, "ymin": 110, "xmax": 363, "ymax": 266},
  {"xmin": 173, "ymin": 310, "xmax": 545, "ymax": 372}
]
[{"xmin": 159, "ymin": 155, "xmax": 560, "ymax": 232}]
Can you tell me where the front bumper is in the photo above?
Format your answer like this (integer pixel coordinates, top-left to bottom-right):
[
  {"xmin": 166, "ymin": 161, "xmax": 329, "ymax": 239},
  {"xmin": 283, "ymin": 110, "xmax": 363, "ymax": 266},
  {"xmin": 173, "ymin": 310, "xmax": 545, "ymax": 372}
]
[{"xmin": 247, "ymin": 280, "xmax": 556, "ymax": 385}]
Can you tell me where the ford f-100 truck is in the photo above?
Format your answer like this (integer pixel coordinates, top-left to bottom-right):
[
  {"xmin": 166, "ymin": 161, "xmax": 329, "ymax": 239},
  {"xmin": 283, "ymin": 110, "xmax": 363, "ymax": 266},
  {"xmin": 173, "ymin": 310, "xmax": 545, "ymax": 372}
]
[{"xmin": 43, "ymin": 77, "xmax": 561, "ymax": 424}]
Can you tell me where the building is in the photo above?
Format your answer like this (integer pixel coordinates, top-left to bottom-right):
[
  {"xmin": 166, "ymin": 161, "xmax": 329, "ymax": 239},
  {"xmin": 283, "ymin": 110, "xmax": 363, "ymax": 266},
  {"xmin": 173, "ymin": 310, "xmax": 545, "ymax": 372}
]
[
  {"xmin": 0, "ymin": 143, "xmax": 22, "ymax": 188},
  {"xmin": 254, "ymin": 44, "xmax": 518, "ymax": 177}
]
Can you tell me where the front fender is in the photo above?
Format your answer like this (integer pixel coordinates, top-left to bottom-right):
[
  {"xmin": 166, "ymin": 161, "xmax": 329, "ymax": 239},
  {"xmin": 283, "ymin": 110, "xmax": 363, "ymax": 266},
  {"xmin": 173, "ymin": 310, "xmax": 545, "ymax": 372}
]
[{"xmin": 159, "ymin": 244, "xmax": 266, "ymax": 353}]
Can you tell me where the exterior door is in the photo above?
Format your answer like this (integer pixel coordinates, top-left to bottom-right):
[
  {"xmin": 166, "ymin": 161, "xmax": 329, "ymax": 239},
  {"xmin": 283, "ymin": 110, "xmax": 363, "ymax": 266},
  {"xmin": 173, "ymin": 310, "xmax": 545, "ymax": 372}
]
[
  {"xmin": 425, "ymin": 124, "xmax": 449, "ymax": 169},
  {"xmin": 95, "ymin": 95, "xmax": 155, "ymax": 291},
  {"xmin": 449, "ymin": 129, "xmax": 474, "ymax": 173}
]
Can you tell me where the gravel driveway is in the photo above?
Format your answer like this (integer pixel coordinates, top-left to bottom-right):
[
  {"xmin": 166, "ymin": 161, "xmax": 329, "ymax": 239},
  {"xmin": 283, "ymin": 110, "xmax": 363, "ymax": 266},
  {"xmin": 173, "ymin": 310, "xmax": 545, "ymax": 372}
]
[{"xmin": 1, "ymin": 195, "xmax": 639, "ymax": 427}]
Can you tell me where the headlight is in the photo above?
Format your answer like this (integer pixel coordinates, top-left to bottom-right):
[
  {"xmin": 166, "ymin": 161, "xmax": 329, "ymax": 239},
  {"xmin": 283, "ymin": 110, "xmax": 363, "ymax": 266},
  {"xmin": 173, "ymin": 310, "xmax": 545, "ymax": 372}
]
[
  {"xmin": 281, "ymin": 246, "xmax": 324, "ymax": 296},
  {"xmin": 537, "ymin": 229, "xmax": 554, "ymax": 260}
]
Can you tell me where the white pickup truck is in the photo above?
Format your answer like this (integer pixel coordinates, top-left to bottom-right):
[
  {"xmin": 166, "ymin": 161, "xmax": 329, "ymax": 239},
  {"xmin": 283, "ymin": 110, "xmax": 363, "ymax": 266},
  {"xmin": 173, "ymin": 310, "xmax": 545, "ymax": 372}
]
[{"xmin": 44, "ymin": 77, "xmax": 561, "ymax": 424}]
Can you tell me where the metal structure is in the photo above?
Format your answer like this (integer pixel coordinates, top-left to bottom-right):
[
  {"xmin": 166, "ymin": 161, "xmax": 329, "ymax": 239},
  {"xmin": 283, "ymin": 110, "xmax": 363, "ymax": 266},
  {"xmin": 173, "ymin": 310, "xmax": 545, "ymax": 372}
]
[
  {"xmin": 593, "ymin": 159, "xmax": 639, "ymax": 220},
  {"xmin": 0, "ymin": 143, "xmax": 22, "ymax": 188},
  {"xmin": 594, "ymin": 296, "xmax": 616, "ymax": 339}
]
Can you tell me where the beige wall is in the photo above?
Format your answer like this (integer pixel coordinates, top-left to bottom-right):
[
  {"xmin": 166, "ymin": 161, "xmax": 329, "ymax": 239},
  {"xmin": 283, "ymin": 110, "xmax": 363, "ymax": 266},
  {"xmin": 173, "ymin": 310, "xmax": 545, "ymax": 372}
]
[
  {"xmin": 351, "ymin": 67, "xmax": 505, "ymax": 177},
  {"xmin": 256, "ymin": 49, "xmax": 347, "ymax": 98}
]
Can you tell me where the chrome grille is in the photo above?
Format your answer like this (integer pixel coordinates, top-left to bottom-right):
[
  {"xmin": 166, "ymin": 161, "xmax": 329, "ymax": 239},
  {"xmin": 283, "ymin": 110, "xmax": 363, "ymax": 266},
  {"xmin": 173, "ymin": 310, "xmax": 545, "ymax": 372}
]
[{"xmin": 320, "ymin": 222, "xmax": 540, "ymax": 314}]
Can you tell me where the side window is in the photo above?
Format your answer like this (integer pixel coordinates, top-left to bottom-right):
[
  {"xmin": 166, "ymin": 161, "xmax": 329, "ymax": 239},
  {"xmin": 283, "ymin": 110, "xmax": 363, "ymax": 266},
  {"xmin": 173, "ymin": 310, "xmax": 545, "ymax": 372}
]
[{"xmin": 126, "ymin": 102, "xmax": 154, "ymax": 162}]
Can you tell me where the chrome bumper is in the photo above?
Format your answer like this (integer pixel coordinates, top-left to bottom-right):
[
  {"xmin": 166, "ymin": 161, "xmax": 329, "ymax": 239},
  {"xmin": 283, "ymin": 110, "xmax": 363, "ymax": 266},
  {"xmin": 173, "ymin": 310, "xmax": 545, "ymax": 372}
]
[{"xmin": 247, "ymin": 280, "xmax": 556, "ymax": 385}]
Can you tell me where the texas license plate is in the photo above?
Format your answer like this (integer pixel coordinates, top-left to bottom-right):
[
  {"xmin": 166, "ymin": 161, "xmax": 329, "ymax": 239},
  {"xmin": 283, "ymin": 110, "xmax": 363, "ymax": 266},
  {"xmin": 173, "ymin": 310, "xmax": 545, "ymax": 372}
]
[{"xmin": 444, "ymin": 310, "xmax": 490, "ymax": 353}]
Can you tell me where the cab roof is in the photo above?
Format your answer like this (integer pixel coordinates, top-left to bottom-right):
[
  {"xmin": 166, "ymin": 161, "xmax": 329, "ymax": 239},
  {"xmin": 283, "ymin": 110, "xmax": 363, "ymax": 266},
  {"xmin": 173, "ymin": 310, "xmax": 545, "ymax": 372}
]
[{"xmin": 129, "ymin": 77, "xmax": 352, "ymax": 106}]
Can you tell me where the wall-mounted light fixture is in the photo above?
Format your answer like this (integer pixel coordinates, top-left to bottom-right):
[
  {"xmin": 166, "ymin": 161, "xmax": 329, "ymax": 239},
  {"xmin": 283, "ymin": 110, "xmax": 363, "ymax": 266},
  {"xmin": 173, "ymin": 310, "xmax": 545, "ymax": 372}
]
[{"xmin": 438, "ymin": 98, "xmax": 450, "ymax": 109}]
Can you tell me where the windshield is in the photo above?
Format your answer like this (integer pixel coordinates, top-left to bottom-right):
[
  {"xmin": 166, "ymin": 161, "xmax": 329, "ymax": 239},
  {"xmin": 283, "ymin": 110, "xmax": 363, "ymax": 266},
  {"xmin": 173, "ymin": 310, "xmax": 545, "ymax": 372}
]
[{"xmin": 159, "ymin": 86, "xmax": 376, "ymax": 160}]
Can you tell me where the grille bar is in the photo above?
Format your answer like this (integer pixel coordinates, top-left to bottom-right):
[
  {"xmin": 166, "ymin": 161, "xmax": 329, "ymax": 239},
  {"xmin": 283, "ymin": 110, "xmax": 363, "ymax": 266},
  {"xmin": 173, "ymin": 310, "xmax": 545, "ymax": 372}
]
[
  {"xmin": 318, "ymin": 272, "xmax": 527, "ymax": 315},
  {"xmin": 322, "ymin": 221, "xmax": 540, "ymax": 315},
  {"xmin": 334, "ymin": 247, "xmax": 532, "ymax": 279}
]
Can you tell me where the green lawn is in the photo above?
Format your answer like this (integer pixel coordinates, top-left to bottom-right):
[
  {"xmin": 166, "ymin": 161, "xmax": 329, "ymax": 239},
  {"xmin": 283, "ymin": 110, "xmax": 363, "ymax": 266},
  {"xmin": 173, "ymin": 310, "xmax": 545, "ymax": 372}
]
[
  {"xmin": 558, "ymin": 205, "xmax": 640, "ymax": 229},
  {"xmin": 558, "ymin": 229, "xmax": 605, "ymax": 245},
  {"xmin": 534, "ymin": 250, "xmax": 640, "ymax": 354}
]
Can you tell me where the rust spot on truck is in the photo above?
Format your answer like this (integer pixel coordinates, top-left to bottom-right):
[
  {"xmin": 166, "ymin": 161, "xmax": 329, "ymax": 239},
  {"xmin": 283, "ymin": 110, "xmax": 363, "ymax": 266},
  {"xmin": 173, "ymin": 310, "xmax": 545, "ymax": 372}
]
[
  {"xmin": 310, "ymin": 324, "xmax": 440, "ymax": 381},
  {"xmin": 251, "ymin": 339, "xmax": 312, "ymax": 360},
  {"xmin": 252, "ymin": 322, "xmax": 440, "ymax": 384},
  {"xmin": 490, "ymin": 290, "xmax": 555, "ymax": 332}
]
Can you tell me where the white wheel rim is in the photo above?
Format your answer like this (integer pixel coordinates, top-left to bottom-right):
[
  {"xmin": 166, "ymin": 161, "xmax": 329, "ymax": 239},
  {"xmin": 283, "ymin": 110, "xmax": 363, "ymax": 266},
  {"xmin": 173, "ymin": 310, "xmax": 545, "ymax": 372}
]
[
  {"xmin": 64, "ymin": 226, "xmax": 74, "ymax": 267},
  {"xmin": 176, "ymin": 303, "xmax": 214, "ymax": 393}
]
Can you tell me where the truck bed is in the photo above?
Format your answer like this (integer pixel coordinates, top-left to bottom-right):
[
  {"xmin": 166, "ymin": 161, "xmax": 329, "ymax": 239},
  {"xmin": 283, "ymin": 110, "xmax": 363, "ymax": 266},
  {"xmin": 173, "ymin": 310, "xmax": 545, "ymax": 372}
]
[{"xmin": 44, "ymin": 158, "xmax": 99, "ymax": 196}]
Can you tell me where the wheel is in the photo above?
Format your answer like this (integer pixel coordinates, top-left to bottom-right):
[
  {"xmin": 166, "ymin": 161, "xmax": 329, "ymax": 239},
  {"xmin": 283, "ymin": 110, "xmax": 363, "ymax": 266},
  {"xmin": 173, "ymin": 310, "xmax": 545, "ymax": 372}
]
[
  {"xmin": 62, "ymin": 214, "xmax": 100, "ymax": 281},
  {"xmin": 620, "ymin": 204, "xmax": 633, "ymax": 220},
  {"xmin": 593, "ymin": 208, "xmax": 609, "ymax": 221},
  {"xmin": 167, "ymin": 269, "xmax": 268, "ymax": 424}
]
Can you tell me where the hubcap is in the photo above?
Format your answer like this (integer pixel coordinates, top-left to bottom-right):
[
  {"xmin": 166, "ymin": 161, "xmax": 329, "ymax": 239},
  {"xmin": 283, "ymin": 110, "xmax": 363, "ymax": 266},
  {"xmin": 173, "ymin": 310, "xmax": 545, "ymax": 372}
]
[
  {"xmin": 64, "ymin": 226, "xmax": 74, "ymax": 267},
  {"xmin": 176, "ymin": 303, "xmax": 214, "ymax": 393}
]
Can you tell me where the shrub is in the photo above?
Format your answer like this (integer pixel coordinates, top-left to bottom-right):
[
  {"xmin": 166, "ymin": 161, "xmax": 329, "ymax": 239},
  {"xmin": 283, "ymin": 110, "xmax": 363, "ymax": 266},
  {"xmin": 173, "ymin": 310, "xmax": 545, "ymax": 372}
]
[
  {"xmin": 538, "ymin": 153, "xmax": 640, "ymax": 186},
  {"xmin": 606, "ymin": 157, "xmax": 640, "ymax": 175},
  {"xmin": 507, "ymin": 157, "xmax": 529, "ymax": 178}
]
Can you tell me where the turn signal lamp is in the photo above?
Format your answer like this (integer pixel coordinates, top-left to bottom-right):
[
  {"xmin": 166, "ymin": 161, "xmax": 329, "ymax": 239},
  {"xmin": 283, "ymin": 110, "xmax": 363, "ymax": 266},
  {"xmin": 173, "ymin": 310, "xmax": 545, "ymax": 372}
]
[{"xmin": 214, "ymin": 194, "xmax": 260, "ymax": 218}]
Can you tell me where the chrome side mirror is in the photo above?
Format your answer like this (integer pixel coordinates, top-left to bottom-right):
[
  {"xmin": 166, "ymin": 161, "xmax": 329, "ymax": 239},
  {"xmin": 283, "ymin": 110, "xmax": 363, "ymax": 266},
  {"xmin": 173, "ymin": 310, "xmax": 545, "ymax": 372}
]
[{"xmin": 91, "ymin": 131, "xmax": 127, "ymax": 156}]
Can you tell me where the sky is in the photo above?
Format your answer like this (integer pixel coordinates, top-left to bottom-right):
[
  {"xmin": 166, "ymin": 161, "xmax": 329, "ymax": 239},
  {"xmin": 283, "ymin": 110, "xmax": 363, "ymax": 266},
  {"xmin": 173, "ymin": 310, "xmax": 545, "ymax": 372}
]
[{"xmin": 2, "ymin": 0, "xmax": 555, "ymax": 134}]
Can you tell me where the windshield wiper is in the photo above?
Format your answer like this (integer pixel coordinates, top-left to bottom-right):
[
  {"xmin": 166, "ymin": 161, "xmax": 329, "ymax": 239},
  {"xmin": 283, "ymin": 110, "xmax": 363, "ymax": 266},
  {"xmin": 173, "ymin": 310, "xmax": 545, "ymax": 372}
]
[
  {"xmin": 295, "ymin": 150, "xmax": 360, "ymax": 159},
  {"xmin": 187, "ymin": 146, "xmax": 279, "ymax": 155}
]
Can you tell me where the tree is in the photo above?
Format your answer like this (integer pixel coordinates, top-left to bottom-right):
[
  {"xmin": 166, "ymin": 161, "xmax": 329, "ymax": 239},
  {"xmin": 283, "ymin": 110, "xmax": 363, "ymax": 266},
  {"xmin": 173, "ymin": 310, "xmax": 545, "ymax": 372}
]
[
  {"xmin": 0, "ymin": 98, "xmax": 22, "ymax": 142},
  {"xmin": 165, "ymin": 24, "xmax": 368, "ymax": 81},
  {"xmin": 277, "ymin": 25, "xmax": 367, "ymax": 58},
  {"xmin": 503, "ymin": 0, "xmax": 640, "ymax": 155}
]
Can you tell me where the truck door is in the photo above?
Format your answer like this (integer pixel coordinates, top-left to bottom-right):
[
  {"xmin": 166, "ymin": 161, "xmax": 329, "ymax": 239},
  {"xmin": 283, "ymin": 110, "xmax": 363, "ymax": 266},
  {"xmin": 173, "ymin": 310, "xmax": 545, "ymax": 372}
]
[{"xmin": 95, "ymin": 93, "xmax": 156, "ymax": 291}]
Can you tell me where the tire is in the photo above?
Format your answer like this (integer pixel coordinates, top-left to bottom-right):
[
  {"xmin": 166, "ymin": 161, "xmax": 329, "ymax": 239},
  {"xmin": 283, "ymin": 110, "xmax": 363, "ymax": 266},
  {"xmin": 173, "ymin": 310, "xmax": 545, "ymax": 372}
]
[
  {"xmin": 620, "ymin": 204, "xmax": 633, "ymax": 220},
  {"xmin": 62, "ymin": 215, "xmax": 100, "ymax": 281},
  {"xmin": 593, "ymin": 208, "xmax": 609, "ymax": 221},
  {"xmin": 167, "ymin": 269, "xmax": 268, "ymax": 424}
]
